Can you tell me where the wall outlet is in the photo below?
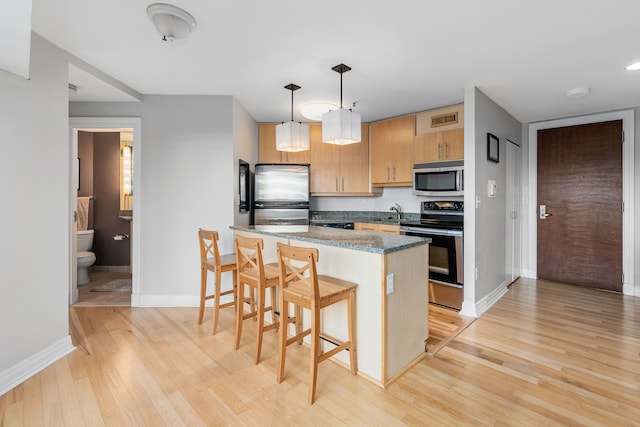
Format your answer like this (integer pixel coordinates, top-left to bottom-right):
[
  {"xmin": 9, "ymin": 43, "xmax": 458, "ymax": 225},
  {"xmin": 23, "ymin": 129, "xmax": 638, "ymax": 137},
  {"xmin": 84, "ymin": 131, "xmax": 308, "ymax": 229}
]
[{"xmin": 386, "ymin": 273, "xmax": 395, "ymax": 294}]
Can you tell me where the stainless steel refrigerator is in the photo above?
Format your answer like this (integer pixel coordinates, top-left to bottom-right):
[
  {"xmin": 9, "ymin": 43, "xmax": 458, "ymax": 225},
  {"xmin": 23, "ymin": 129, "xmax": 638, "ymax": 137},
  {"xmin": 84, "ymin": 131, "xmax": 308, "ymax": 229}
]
[{"xmin": 253, "ymin": 163, "xmax": 310, "ymax": 225}]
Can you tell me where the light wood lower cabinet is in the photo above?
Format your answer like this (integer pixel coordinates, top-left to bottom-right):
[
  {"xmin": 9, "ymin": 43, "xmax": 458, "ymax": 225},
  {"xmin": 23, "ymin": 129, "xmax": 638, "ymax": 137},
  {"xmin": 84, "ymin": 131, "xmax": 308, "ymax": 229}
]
[
  {"xmin": 258, "ymin": 123, "xmax": 310, "ymax": 164},
  {"xmin": 354, "ymin": 222, "xmax": 400, "ymax": 235},
  {"xmin": 370, "ymin": 115, "xmax": 414, "ymax": 187}
]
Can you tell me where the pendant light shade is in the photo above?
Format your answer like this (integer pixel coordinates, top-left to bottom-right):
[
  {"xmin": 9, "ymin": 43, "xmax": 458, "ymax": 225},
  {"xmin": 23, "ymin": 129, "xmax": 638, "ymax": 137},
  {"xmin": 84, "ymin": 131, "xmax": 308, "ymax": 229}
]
[
  {"xmin": 322, "ymin": 64, "xmax": 361, "ymax": 145},
  {"xmin": 276, "ymin": 83, "xmax": 310, "ymax": 152}
]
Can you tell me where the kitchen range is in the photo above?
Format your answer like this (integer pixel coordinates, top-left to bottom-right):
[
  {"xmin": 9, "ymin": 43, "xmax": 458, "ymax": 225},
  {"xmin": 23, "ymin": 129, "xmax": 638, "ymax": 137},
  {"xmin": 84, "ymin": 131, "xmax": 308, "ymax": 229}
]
[{"xmin": 400, "ymin": 201, "xmax": 463, "ymax": 310}]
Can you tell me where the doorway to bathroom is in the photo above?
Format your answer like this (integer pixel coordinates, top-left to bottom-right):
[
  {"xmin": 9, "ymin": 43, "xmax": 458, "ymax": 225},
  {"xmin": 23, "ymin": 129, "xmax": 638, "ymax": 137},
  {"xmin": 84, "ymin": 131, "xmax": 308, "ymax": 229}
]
[{"xmin": 69, "ymin": 117, "xmax": 141, "ymax": 307}]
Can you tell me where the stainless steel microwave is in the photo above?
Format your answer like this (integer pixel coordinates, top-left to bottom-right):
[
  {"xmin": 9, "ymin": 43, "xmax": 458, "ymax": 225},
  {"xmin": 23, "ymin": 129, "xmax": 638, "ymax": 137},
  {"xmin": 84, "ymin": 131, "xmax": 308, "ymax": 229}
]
[{"xmin": 413, "ymin": 160, "xmax": 464, "ymax": 196}]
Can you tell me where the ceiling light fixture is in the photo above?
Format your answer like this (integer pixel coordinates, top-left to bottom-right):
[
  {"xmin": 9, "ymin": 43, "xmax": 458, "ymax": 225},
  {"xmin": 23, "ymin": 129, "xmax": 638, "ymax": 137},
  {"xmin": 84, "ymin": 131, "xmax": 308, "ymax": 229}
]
[
  {"xmin": 322, "ymin": 64, "xmax": 361, "ymax": 145},
  {"xmin": 275, "ymin": 83, "xmax": 310, "ymax": 152},
  {"xmin": 301, "ymin": 102, "xmax": 338, "ymax": 121},
  {"xmin": 625, "ymin": 62, "xmax": 640, "ymax": 71},
  {"xmin": 566, "ymin": 87, "xmax": 590, "ymax": 98},
  {"xmin": 146, "ymin": 3, "xmax": 197, "ymax": 42}
]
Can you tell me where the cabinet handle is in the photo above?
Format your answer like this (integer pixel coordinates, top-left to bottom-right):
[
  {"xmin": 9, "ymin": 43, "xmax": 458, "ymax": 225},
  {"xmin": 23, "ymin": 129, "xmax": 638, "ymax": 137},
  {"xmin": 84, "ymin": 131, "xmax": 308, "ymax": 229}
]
[
  {"xmin": 445, "ymin": 142, "xmax": 449, "ymax": 159},
  {"xmin": 335, "ymin": 177, "xmax": 339, "ymax": 191},
  {"xmin": 341, "ymin": 177, "xmax": 344, "ymax": 192},
  {"xmin": 387, "ymin": 167, "xmax": 390, "ymax": 181},
  {"xmin": 392, "ymin": 167, "xmax": 396, "ymax": 181},
  {"xmin": 437, "ymin": 144, "xmax": 441, "ymax": 160}
]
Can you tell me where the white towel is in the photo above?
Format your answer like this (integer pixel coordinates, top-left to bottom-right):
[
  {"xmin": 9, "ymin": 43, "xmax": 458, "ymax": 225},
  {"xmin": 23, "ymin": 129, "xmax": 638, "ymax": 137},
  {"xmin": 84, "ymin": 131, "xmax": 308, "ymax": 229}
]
[{"xmin": 77, "ymin": 197, "xmax": 90, "ymax": 231}]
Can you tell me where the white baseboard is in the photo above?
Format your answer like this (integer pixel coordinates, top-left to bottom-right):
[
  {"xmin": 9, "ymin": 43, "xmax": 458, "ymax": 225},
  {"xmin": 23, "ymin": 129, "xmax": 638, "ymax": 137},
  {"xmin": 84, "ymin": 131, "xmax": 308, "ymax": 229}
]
[
  {"xmin": 520, "ymin": 269, "xmax": 537, "ymax": 279},
  {"xmin": 622, "ymin": 282, "xmax": 638, "ymax": 296},
  {"xmin": 459, "ymin": 281, "xmax": 509, "ymax": 318},
  {"xmin": 138, "ymin": 294, "xmax": 235, "ymax": 308},
  {"xmin": 0, "ymin": 336, "xmax": 75, "ymax": 396}
]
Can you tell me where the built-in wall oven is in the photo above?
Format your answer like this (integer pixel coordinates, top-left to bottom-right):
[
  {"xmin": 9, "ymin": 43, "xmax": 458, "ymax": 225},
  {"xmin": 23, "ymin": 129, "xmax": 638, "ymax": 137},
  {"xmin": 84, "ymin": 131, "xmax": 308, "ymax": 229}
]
[{"xmin": 400, "ymin": 201, "xmax": 463, "ymax": 310}]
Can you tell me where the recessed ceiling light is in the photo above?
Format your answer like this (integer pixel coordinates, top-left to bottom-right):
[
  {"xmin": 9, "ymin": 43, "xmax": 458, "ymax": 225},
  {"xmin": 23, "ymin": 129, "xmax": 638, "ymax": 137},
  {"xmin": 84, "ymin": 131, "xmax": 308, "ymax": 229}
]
[
  {"xmin": 300, "ymin": 102, "xmax": 338, "ymax": 121},
  {"xmin": 566, "ymin": 87, "xmax": 590, "ymax": 98},
  {"xmin": 625, "ymin": 62, "xmax": 640, "ymax": 71}
]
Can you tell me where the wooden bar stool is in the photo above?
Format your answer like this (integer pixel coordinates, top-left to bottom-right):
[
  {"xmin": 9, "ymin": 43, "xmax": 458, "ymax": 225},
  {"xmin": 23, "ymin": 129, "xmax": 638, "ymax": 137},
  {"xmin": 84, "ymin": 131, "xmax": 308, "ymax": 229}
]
[
  {"xmin": 276, "ymin": 242, "xmax": 357, "ymax": 404},
  {"xmin": 198, "ymin": 229, "xmax": 237, "ymax": 335},
  {"xmin": 234, "ymin": 235, "xmax": 280, "ymax": 364}
]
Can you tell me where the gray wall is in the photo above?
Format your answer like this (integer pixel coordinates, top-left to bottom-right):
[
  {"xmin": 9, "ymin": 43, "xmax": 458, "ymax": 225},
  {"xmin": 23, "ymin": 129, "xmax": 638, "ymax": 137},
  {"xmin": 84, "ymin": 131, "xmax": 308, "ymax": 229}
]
[
  {"xmin": 463, "ymin": 88, "xmax": 522, "ymax": 316},
  {"xmin": 0, "ymin": 34, "xmax": 73, "ymax": 388},
  {"xmin": 70, "ymin": 95, "xmax": 256, "ymax": 304}
]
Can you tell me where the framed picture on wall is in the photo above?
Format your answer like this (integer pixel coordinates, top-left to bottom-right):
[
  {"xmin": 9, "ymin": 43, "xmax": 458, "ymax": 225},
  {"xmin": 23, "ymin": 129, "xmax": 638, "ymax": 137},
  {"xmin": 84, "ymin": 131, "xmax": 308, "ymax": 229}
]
[{"xmin": 487, "ymin": 133, "xmax": 499, "ymax": 163}]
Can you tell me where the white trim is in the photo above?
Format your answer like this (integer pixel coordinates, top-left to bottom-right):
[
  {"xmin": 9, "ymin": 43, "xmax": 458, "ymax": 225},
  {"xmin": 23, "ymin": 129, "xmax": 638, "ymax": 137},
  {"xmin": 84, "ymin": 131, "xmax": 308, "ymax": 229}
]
[
  {"xmin": 460, "ymin": 280, "xmax": 509, "ymax": 318},
  {"xmin": 0, "ymin": 336, "xmax": 75, "ymax": 396},
  {"xmin": 69, "ymin": 117, "xmax": 143, "ymax": 307},
  {"xmin": 520, "ymin": 268, "xmax": 537, "ymax": 279},
  {"xmin": 528, "ymin": 110, "xmax": 635, "ymax": 295},
  {"xmin": 138, "ymin": 295, "xmax": 202, "ymax": 307}
]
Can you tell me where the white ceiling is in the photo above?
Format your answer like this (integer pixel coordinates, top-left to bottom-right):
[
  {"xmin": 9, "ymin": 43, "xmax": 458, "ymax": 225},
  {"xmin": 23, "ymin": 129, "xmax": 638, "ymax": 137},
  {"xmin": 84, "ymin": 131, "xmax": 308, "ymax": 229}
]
[{"xmin": 33, "ymin": 0, "xmax": 640, "ymax": 124}]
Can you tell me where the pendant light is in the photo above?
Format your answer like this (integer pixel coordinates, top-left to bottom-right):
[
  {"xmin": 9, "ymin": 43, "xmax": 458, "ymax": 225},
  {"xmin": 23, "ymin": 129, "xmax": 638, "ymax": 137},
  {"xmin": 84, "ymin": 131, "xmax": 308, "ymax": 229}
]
[
  {"xmin": 321, "ymin": 64, "xmax": 361, "ymax": 145},
  {"xmin": 275, "ymin": 83, "xmax": 310, "ymax": 152}
]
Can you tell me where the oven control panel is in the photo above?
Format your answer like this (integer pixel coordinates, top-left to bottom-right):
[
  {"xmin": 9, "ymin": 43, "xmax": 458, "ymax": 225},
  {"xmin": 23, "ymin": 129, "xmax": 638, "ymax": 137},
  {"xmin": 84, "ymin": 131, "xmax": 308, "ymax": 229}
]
[{"xmin": 421, "ymin": 201, "xmax": 464, "ymax": 213}]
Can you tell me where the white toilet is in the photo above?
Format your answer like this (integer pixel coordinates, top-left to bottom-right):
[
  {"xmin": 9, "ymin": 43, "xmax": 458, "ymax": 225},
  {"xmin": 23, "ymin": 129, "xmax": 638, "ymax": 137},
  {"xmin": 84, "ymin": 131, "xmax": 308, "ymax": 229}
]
[{"xmin": 77, "ymin": 230, "xmax": 96, "ymax": 285}]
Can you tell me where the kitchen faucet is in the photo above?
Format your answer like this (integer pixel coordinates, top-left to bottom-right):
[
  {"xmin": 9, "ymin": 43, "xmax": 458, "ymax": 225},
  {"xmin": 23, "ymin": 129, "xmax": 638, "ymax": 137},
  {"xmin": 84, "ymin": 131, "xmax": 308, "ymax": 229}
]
[{"xmin": 389, "ymin": 203, "xmax": 402, "ymax": 220}]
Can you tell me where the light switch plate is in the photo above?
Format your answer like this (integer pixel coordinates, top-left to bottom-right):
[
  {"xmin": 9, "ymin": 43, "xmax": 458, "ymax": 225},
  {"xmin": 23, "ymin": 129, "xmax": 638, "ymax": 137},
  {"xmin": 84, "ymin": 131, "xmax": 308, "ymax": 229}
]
[
  {"xmin": 488, "ymin": 180, "xmax": 497, "ymax": 197},
  {"xmin": 386, "ymin": 273, "xmax": 395, "ymax": 294}
]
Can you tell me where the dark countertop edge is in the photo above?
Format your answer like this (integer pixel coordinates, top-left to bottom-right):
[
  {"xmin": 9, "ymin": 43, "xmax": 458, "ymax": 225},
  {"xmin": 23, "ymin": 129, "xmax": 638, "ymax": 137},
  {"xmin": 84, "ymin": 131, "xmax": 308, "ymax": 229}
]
[{"xmin": 230, "ymin": 225, "xmax": 430, "ymax": 255}]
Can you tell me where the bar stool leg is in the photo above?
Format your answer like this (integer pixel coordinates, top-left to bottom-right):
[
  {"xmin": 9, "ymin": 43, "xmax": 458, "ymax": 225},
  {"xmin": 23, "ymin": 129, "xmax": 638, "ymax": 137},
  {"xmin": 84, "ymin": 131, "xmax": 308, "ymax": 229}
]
[
  {"xmin": 198, "ymin": 266, "xmax": 207, "ymax": 325},
  {"xmin": 255, "ymin": 286, "xmax": 266, "ymax": 364},
  {"xmin": 277, "ymin": 297, "xmax": 288, "ymax": 383},
  {"xmin": 309, "ymin": 306, "xmax": 321, "ymax": 405},
  {"xmin": 235, "ymin": 283, "xmax": 245, "ymax": 350},
  {"xmin": 348, "ymin": 289, "xmax": 357, "ymax": 374},
  {"xmin": 212, "ymin": 269, "xmax": 222, "ymax": 335}
]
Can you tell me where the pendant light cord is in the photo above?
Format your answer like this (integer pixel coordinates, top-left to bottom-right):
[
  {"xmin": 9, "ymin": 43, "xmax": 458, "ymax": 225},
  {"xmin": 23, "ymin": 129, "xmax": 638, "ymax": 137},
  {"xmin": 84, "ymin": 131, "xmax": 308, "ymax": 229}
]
[{"xmin": 290, "ymin": 88, "xmax": 294, "ymax": 122}]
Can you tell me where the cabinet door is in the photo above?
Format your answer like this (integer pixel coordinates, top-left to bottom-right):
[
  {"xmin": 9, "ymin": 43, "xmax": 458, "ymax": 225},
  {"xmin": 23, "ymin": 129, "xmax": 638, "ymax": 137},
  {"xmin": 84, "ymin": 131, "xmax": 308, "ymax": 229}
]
[
  {"xmin": 442, "ymin": 128, "xmax": 464, "ymax": 160},
  {"xmin": 258, "ymin": 123, "xmax": 283, "ymax": 163},
  {"xmin": 377, "ymin": 224, "xmax": 400, "ymax": 235},
  {"xmin": 340, "ymin": 124, "xmax": 370, "ymax": 192},
  {"xmin": 309, "ymin": 124, "xmax": 339, "ymax": 193},
  {"xmin": 258, "ymin": 123, "xmax": 311, "ymax": 164},
  {"xmin": 414, "ymin": 132, "xmax": 443, "ymax": 163},
  {"xmin": 371, "ymin": 115, "xmax": 414, "ymax": 186},
  {"xmin": 354, "ymin": 222, "xmax": 378, "ymax": 232}
]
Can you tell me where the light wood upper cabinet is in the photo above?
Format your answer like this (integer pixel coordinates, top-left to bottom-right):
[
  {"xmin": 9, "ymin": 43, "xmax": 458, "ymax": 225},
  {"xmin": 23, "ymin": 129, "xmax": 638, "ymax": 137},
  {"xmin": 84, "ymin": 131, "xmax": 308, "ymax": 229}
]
[
  {"xmin": 370, "ymin": 115, "xmax": 415, "ymax": 186},
  {"xmin": 310, "ymin": 124, "xmax": 372, "ymax": 195},
  {"xmin": 258, "ymin": 123, "xmax": 310, "ymax": 164},
  {"xmin": 414, "ymin": 103, "xmax": 464, "ymax": 163},
  {"xmin": 414, "ymin": 128, "xmax": 464, "ymax": 163}
]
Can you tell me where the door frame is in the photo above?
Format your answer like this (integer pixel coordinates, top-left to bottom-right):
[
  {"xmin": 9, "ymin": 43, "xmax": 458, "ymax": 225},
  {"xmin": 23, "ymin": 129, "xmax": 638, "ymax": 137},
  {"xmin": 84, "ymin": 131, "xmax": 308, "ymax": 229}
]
[
  {"xmin": 69, "ymin": 117, "xmax": 142, "ymax": 306},
  {"xmin": 527, "ymin": 110, "xmax": 635, "ymax": 295}
]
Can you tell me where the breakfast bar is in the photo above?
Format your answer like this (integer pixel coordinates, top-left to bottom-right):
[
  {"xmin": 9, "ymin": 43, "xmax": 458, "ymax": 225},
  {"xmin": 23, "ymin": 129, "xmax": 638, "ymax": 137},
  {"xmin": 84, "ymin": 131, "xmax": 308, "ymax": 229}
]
[{"xmin": 231, "ymin": 224, "xmax": 429, "ymax": 387}]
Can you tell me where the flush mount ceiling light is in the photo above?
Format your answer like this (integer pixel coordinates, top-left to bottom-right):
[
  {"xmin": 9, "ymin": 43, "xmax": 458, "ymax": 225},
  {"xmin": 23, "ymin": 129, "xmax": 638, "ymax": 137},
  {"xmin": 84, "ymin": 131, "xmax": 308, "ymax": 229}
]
[
  {"xmin": 566, "ymin": 87, "xmax": 590, "ymax": 98},
  {"xmin": 322, "ymin": 64, "xmax": 361, "ymax": 145},
  {"xmin": 625, "ymin": 61, "xmax": 640, "ymax": 71},
  {"xmin": 275, "ymin": 84, "xmax": 310, "ymax": 152},
  {"xmin": 146, "ymin": 3, "xmax": 197, "ymax": 42},
  {"xmin": 301, "ymin": 102, "xmax": 338, "ymax": 121}
]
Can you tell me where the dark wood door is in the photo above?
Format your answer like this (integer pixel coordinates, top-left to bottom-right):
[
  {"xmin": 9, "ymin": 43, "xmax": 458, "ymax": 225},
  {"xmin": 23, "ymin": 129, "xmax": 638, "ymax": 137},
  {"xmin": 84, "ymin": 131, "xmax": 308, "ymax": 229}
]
[{"xmin": 537, "ymin": 120, "xmax": 622, "ymax": 291}]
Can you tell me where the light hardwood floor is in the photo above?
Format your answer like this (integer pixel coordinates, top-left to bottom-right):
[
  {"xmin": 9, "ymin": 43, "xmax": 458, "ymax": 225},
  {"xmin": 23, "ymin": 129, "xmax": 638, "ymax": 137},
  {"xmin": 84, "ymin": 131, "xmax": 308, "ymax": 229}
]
[
  {"xmin": 75, "ymin": 271, "xmax": 132, "ymax": 306},
  {"xmin": 2, "ymin": 278, "xmax": 639, "ymax": 425}
]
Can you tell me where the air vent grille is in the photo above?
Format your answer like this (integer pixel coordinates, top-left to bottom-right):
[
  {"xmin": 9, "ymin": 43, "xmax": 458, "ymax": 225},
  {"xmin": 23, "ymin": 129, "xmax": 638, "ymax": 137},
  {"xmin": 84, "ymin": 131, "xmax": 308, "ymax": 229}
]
[{"xmin": 431, "ymin": 112, "xmax": 458, "ymax": 128}]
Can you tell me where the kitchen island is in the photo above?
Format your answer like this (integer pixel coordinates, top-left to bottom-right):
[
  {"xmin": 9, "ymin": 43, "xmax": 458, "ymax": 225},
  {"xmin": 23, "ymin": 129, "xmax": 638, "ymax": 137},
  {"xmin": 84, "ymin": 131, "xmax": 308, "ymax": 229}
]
[{"xmin": 230, "ymin": 225, "xmax": 429, "ymax": 387}]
